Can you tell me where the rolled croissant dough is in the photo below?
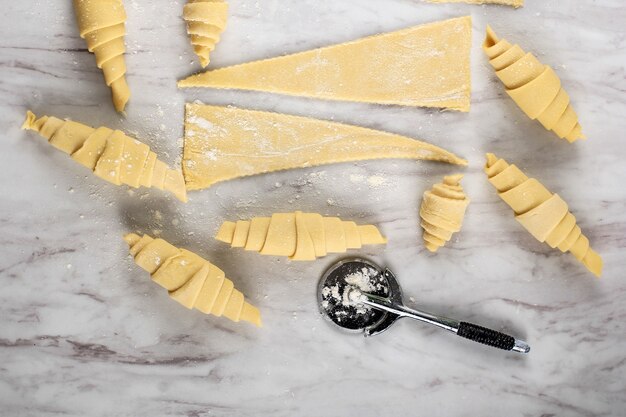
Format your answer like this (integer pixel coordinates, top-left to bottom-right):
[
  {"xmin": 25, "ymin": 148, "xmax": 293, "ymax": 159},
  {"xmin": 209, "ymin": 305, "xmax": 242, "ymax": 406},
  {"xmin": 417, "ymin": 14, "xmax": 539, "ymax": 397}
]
[
  {"xmin": 420, "ymin": 175, "xmax": 470, "ymax": 252},
  {"xmin": 485, "ymin": 153, "xmax": 602, "ymax": 277},
  {"xmin": 179, "ymin": 16, "xmax": 472, "ymax": 111},
  {"xmin": 125, "ymin": 233, "xmax": 261, "ymax": 326},
  {"xmin": 183, "ymin": 104, "xmax": 467, "ymax": 190},
  {"xmin": 215, "ymin": 211, "xmax": 387, "ymax": 261}
]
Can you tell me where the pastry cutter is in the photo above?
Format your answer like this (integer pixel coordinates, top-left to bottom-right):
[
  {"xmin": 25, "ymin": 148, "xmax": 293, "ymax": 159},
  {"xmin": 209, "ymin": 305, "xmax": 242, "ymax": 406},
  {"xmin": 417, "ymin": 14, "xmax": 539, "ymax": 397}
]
[{"xmin": 318, "ymin": 258, "xmax": 530, "ymax": 354}]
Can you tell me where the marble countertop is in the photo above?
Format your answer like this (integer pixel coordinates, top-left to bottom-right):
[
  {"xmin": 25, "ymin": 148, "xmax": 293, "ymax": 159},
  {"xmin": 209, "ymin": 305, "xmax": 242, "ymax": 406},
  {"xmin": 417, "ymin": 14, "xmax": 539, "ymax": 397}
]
[{"xmin": 1, "ymin": 1, "xmax": 625, "ymax": 416}]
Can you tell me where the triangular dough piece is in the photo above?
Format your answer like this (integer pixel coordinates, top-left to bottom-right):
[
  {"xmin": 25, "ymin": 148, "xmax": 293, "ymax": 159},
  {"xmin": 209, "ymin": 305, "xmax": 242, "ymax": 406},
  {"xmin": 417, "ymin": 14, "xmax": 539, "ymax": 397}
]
[
  {"xmin": 124, "ymin": 233, "xmax": 262, "ymax": 326},
  {"xmin": 179, "ymin": 16, "xmax": 471, "ymax": 111},
  {"xmin": 183, "ymin": 104, "xmax": 467, "ymax": 190}
]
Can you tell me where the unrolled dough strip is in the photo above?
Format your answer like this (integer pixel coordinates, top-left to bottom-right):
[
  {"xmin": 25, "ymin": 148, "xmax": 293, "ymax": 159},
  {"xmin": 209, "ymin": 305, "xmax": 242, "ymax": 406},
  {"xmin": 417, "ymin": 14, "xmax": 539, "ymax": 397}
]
[
  {"xmin": 427, "ymin": 0, "xmax": 523, "ymax": 7},
  {"xmin": 73, "ymin": 0, "xmax": 130, "ymax": 112},
  {"xmin": 183, "ymin": 0, "xmax": 228, "ymax": 68},
  {"xmin": 483, "ymin": 27, "xmax": 584, "ymax": 142},
  {"xmin": 179, "ymin": 16, "xmax": 472, "ymax": 111},
  {"xmin": 215, "ymin": 211, "xmax": 387, "ymax": 261},
  {"xmin": 485, "ymin": 153, "xmax": 602, "ymax": 277},
  {"xmin": 22, "ymin": 111, "xmax": 187, "ymax": 202},
  {"xmin": 183, "ymin": 104, "xmax": 467, "ymax": 190},
  {"xmin": 420, "ymin": 175, "xmax": 470, "ymax": 252},
  {"xmin": 124, "ymin": 233, "xmax": 261, "ymax": 326}
]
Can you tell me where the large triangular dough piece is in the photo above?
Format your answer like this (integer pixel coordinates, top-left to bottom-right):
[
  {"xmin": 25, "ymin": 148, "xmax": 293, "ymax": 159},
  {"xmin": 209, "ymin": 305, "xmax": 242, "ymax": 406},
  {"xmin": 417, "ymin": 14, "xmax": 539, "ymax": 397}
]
[
  {"xmin": 215, "ymin": 211, "xmax": 387, "ymax": 261},
  {"xmin": 485, "ymin": 153, "xmax": 602, "ymax": 277},
  {"xmin": 420, "ymin": 174, "xmax": 470, "ymax": 252},
  {"xmin": 179, "ymin": 16, "xmax": 472, "ymax": 111},
  {"xmin": 183, "ymin": 104, "xmax": 467, "ymax": 190},
  {"xmin": 124, "ymin": 233, "xmax": 262, "ymax": 326},
  {"xmin": 427, "ymin": 0, "xmax": 522, "ymax": 7},
  {"xmin": 183, "ymin": 0, "xmax": 228, "ymax": 68},
  {"xmin": 22, "ymin": 111, "xmax": 187, "ymax": 202},
  {"xmin": 73, "ymin": 0, "xmax": 130, "ymax": 112},
  {"xmin": 483, "ymin": 27, "xmax": 584, "ymax": 142}
]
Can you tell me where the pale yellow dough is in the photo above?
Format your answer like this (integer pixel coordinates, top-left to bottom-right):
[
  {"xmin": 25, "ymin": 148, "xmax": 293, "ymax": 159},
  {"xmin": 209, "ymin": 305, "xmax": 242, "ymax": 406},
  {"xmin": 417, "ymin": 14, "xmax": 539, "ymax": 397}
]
[
  {"xmin": 73, "ymin": 0, "xmax": 130, "ymax": 112},
  {"xmin": 428, "ymin": 0, "xmax": 522, "ymax": 7},
  {"xmin": 215, "ymin": 211, "xmax": 387, "ymax": 261},
  {"xmin": 22, "ymin": 111, "xmax": 187, "ymax": 202},
  {"xmin": 183, "ymin": 0, "xmax": 228, "ymax": 68},
  {"xmin": 485, "ymin": 153, "xmax": 602, "ymax": 277},
  {"xmin": 483, "ymin": 27, "xmax": 584, "ymax": 142},
  {"xmin": 183, "ymin": 104, "xmax": 467, "ymax": 190},
  {"xmin": 420, "ymin": 175, "xmax": 470, "ymax": 252},
  {"xmin": 124, "ymin": 233, "xmax": 261, "ymax": 326},
  {"xmin": 179, "ymin": 16, "xmax": 472, "ymax": 111}
]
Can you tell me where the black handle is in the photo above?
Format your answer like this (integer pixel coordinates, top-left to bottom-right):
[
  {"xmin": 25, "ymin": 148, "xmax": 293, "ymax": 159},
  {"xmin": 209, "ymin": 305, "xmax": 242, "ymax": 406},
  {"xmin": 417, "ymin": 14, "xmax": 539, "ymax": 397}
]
[{"xmin": 456, "ymin": 322, "xmax": 516, "ymax": 351}]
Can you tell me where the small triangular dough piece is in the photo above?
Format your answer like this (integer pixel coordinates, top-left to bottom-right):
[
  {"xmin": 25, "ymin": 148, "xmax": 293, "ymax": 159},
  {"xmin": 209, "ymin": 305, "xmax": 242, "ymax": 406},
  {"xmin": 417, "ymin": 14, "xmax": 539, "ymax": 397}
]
[
  {"xmin": 124, "ymin": 233, "xmax": 261, "ymax": 326},
  {"xmin": 427, "ymin": 0, "xmax": 522, "ymax": 7},
  {"xmin": 73, "ymin": 0, "xmax": 130, "ymax": 111},
  {"xmin": 215, "ymin": 212, "xmax": 386, "ymax": 260},
  {"xmin": 484, "ymin": 154, "xmax": 602, "ymax": 277},
  {"xmin": 183, "ymin": 0, "xmax": 228, "ymax": 68},
  {"xmin": 23, "ymin": 111, "xmax": 187, "ymax": 202},
  {"xmin": 179, "ymin": 16, "xmax": 471, "ymax": 111},
  {"xmin": 420, "ymin": 174, "xmax": 470, "ymax": 252},
  {"xmin": 483, "ymin": 27, "xmax": 584, "ymax": 142},
  {"xmin": 183, "ymin": 104, "xmax": 467, "ymax": 190}
]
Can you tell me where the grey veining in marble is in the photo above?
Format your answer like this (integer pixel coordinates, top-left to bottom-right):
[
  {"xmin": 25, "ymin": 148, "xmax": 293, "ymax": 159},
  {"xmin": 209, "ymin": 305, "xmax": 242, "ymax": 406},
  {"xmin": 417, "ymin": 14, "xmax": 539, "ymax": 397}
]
[{"xmin": 1, "ymin": 1, "xmax": 625, "ymax": 416}]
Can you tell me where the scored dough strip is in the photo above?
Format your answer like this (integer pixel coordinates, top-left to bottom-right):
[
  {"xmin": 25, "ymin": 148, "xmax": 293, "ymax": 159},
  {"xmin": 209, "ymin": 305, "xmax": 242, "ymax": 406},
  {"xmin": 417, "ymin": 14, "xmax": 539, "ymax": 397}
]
[
  {"xmin": 73, "ymin": 0, "xmax": 130, "ymax": 112},
  {"xmin": 427, "ymin": 0, "xmax": 523, "ymax": 7},
  {"xmin": 485, "ymin": 153, "xmax": 602, "ymax": 277},
  {"xmin": 22, "ymin": 111, "xmax": 187, "ymax": 202},
  {"xmin": 183, "ymin": 0, "xmax": 228, "ymax": 68},
  {"xmin": 124, "ymin": 233, "xmax": 261, "ymax": 326},
  {"xmin": 183, "ymin": 103, "xmax": 467, "ymax": 190},
  {"xmin": 483, "ymin": 26, "xmax": 584, "ymax": 142},
  {"xmin": 215, "ymin": 211, "xmax": 387, "ymax": 261}
]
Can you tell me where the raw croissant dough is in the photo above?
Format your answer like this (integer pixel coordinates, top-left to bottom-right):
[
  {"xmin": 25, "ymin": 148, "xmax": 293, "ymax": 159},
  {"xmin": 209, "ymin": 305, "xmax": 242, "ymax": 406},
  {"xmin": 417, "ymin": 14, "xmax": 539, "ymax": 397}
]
[
  {"xmin": 73, "ymin": 0, "xmax": 130, "ymax": 112},
  {"xmin": 485, "ymin": 153, "xmax": 602, "ymax": 277},
  {"xmin": 483, "ymin": 27, "xmax": 584, "ymax": 142},
  {"xmin": 22, "ymin": 111, "xmax": 187, "ymax": 202},
  {"xmin": 428, "ymin": 0, "xmax": 522, "ymax": 7},
  {"xmin": 124, "ymin": 233, "xmax": 261, "ymax": 326},
  {"xmin": 215, "ymin": 211, "xmax": 387, "ymax": 261},
  {"xmin": 179, "ymin": 16, "xmax": 472, "ymax": 111},
  {"xmin": 183, "ymin": 0, "xmax": 228, "ymax": 67},
  {"xmin": 183, "ymin": 104, "xmax": 467, "ymax": 190},
  {"xmin": 420, "ymin": 175, "xmax": 470, "ymax": 252}
]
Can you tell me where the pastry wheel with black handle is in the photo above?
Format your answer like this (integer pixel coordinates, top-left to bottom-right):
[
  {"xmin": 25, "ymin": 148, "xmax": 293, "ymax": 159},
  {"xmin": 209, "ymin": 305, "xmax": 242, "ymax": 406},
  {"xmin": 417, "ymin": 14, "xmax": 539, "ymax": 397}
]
[{"xmin": 318, "ymin": 258, "xmax": 530, "ymax": 354}]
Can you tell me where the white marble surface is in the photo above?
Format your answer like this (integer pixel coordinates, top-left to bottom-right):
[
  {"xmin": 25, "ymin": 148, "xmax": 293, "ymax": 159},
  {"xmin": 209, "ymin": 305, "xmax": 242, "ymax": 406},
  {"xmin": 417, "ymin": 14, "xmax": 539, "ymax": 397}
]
[{"xmin": 1, "ymin": 1, "xmax": 625, "ymax": 416}]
